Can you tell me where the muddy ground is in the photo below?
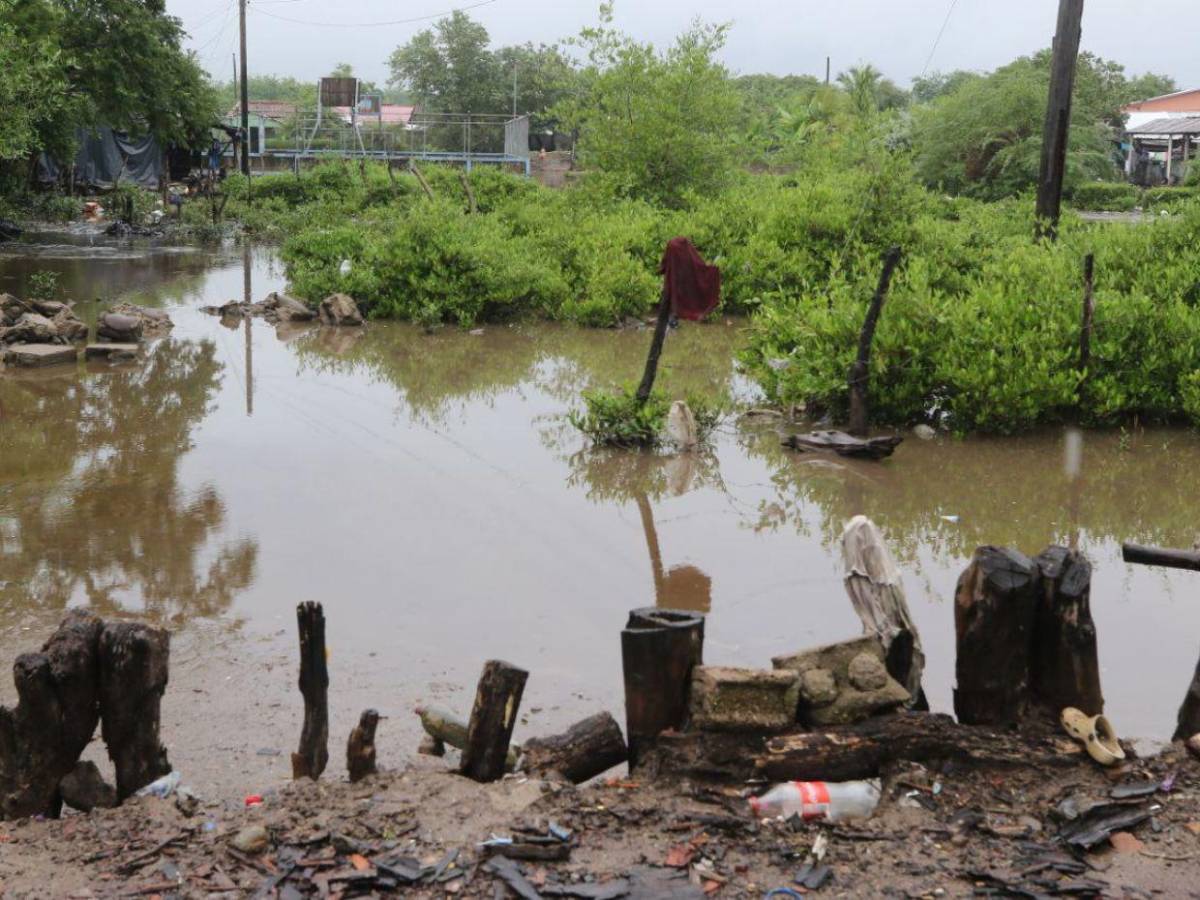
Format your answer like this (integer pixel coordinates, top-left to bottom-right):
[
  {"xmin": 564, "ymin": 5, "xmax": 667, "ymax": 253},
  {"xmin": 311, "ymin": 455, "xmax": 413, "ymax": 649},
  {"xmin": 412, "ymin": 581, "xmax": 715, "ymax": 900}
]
[{"xmin": 2, "ymin": 741, "xmax": 1197, "ymax": 899}]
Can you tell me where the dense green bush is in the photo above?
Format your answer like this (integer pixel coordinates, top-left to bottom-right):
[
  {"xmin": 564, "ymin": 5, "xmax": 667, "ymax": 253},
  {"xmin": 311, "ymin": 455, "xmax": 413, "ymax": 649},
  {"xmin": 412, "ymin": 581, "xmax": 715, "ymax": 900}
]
[
  {"xmin": 1070, "ymin": 181, "xmax": 1139, "ymax": 211},
  {"xmin": 569, "ymin": 385, "xmax": 669, "ymax": 447},
  {"xmin": 1142, "ymin": 186, "xmax": 1199, "ymax": 210}
]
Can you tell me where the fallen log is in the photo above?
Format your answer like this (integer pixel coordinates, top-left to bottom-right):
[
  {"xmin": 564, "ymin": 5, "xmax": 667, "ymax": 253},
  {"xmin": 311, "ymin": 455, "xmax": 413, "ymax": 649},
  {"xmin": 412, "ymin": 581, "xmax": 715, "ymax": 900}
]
[
  {"xmin": 954, "ymin": 546, "xmax": 1039, "ymax": 726},
  {"xmin": 292, "ymin": 602, "xmax": 329, "ymax": 780},
  {"xmin": 640, "ymin": 712, "xmax": 1083, "ymax": 784},
  {"xmin": 1122, "ymin": 542, "xmax": 1200, "ymax": 573},
  {"xmin": 99, "ymin": 622, "xmax": 173, "ymax": 800},
  {"xmin": 782, "ymin": 431, "xmax": 902, "ymax": 460},
  {"xmin": 462, "ymin": 660, "xmax": 528, "ymax": 782},
  {"xmin": 520, "ymin": 712, "xmax": 628, "ymax": 783},
  {"xmin": 621, "ymin": 608, "xmax": 705, "ymax": 768}
]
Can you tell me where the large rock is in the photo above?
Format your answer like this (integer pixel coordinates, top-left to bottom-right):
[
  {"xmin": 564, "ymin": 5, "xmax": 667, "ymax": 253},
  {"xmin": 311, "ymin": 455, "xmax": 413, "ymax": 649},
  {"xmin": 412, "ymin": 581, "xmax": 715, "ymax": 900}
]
[
  {"xmin": 319, "ymin": 293, "xmax": 364, "ymax": 327},
  {"xmin": 33, "ymin": 300, "xmax": 70, "ymax": 318},
  {"xmin": 774, "ymin": 636, "xmax": 910, "ymax": 726},
  {"xmin": 85, "ymin": 343, "xmax": 140, "ymax": 361},
  {"xmin": 52, "ymin": 309, "xmax": 88, "ymax": 342},
  {"xmin": 0, "ymin": 294, "xmax": 24, "ymax": 325},
  {"xmin": 265, "ymin": 291, "xmax": 315, "ymax": 323},
  {"xmin": 689, "ymin": 666, "xmax": 800, "ymax": 732},
  {"xmin": 3, "ymin": 343, "xmax": 77, "ymax": 368},
  {"xmin": 98, "ymin": 313, "xmax": 143, "ymax": 343},
  {"xmin": 109, "ymin": 303, "xmax": 172, "ymax": 335},
  {"xmin": 4, "ymin": 313, "xmax": 59, "ymax": 344}
]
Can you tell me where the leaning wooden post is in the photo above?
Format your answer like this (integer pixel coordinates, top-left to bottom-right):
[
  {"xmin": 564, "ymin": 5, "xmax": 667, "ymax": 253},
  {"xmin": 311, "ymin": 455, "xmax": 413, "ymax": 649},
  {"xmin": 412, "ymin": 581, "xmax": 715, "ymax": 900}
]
[
  {"xmin": 846, "ymin": 246, "xmax": 902, "ymax": 438},
  {"xmin": 954, "ymin": 547, "xmax": 1039, "ymax": 726},
  {"xmin": 1034, "ymin": 0, "xmax": 1086, "ymax": 241},
  {"xmin": 1174, "ymin": 654, "xmax": 1200, "ymax": 742},
  {"xmin": 1079, "ymin": 253, "xmax": 1095, "ymax": 381},
  {"xmin": 291, "ymin": 602, "xmax": 329, "ymax": 780},
  {"xmin": 841, "ymin": 515, "xmax": 926, "ymax": 708},
  {"xmin": 621, "ymin": 608, "xmax": 704, "ymax": 768},
  {"xmin": 1031, "ymin": 546, "xmax": 1103, "ymax": 715},
  {"xmin": 408, "ymin": 161, "xmax": 435, "ymax": 200},
  {"xmin": 635, "ymin": 285, "xmax": 672, "ymax": 405},
  {"xmin": 99, "ymin": 622, "xmax": 173, "ymax": 801},
  {"xmin": 462, "ymin": 660, "xmax": 528, "ymax": 782}
]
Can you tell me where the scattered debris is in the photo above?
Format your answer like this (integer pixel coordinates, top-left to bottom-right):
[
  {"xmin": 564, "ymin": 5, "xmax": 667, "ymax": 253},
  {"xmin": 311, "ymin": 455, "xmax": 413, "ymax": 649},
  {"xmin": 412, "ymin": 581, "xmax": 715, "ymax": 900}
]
[
  {"xmin": 782, "ymin": 430, "xmax": 902, "ymax": 460},
  {"xmin": 231, "ymin": 825, "xmax": 270, "ymax": 854}
]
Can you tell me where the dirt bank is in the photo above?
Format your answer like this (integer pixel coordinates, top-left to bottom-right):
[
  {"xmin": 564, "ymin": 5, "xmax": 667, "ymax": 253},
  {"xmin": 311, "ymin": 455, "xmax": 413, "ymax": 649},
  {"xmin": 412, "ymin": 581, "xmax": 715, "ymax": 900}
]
[{"xmin": 1, "ymin": 741, "xmax": 1197, "ymax": 898}]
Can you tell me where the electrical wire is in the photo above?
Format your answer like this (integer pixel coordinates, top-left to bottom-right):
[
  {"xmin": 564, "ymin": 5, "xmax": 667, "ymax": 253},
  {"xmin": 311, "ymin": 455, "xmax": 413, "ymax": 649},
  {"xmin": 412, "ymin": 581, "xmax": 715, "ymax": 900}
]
[
  {"xmin": 920, "ymin": 0, "xmax": 961, "ymax": 79},
  {"xmin": 247, "ymin": 0, "xmax": 497, "ymax": 28}
]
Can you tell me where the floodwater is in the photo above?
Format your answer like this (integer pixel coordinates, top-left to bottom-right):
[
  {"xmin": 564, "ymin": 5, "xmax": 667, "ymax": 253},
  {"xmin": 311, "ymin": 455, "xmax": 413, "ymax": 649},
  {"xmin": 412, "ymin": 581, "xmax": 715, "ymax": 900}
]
[{"xmin": 2, "ymin": 230, "xmax": 1199, "ymax": 796}]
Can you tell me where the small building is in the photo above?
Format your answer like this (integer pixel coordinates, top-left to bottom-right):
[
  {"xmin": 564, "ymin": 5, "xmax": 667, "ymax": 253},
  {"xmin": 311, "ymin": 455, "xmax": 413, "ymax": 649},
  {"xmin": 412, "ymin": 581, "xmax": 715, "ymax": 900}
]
[
  {"xmin": 329, "ymin": 104, "xmax": 417, "ymax": 129},
  {"xmin": 224, "ymin": 101, "xmax": 299, "ymax": 155},
  {"xmin": 1122, "ymin": 90, "xmax": 1200, "ymax": 186}
]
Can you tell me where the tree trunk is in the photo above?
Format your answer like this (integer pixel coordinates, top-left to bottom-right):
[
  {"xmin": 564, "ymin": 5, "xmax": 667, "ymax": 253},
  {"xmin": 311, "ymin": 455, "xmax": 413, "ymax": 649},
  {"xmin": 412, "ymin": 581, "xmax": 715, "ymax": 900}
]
[
  {"xmin": 635, "ymin": 287, "xmax": 672, "ymax": 405},
  {"xmin": 846, "ymin": 247, "xmax": 902, "ymax": 437},
  {"xmin": 1174, "ymin": 650, "xmax": 1200, "ymax": 742},
  {"xmin": 1079, "ymin": 253, "xmax": 1095, "ymax": 382},
  {"xmin": 1031, "ymin": 546, "xmax": 1103, "ymax": 715},
  {"xmin": 954, "ymin": 546, "xmax": 1039, "ymax": 726},
  {"xmin": 99, "ymin": 622, "xmax": 172, "ymax": 801},
  {"xmin": 841, "ymin": 515, "xmax": 926, "ymax": 707},
  {"xmin": 521, "ymin": 712, "xmax": 628, "ymax": 783},
  {"xmin": 0, "ymin": 611, "xmax": 103, "ymax": 820},
  {"xmin": 1122, "ymin": 542, "xmax": 1200, "ymax": 572},
  {"xmin": 621, "ymin": 608, "xmax": 705, "ymax": 768},
  {"xmin": 291, "ymin": 602, "xmax": 329, "ymax": 780},
  {"xmin": 462, "ymin": 660, "xmax": 528, "ymax": 782}
]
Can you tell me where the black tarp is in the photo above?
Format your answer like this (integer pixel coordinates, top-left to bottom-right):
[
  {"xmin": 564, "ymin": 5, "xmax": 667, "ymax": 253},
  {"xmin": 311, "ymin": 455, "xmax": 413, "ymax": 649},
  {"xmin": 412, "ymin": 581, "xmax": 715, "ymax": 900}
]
[{"xmin": 38, "ymin": 127, "xmax": 164, "ymax": 190}]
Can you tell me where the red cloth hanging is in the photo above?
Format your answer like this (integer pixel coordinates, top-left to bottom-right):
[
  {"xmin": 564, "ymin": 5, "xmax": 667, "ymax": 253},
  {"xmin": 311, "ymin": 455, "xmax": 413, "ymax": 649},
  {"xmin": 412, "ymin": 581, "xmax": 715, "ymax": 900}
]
[{"xmin": 660, "ymin": 237, "xmax": 720, "ymax": 322}]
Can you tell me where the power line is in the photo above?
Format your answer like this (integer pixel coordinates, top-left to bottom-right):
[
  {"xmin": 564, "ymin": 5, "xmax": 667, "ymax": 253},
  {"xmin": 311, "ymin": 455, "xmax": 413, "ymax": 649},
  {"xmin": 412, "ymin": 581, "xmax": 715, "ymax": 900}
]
[
  {"xmin": 920, "ymin": 0, "xmax": 961, "ymax": 79},
  {"xmin": 247, "ymin": 0, "xmax": 498, "ymax": 28}
]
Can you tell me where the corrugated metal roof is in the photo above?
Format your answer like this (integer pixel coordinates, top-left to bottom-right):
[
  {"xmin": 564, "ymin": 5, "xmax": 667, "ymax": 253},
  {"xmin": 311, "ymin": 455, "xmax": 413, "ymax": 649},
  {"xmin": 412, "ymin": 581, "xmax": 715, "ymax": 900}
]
[{"xmin": 1129, "ymin": 116, "xmax": 1200, "ymax": 135}]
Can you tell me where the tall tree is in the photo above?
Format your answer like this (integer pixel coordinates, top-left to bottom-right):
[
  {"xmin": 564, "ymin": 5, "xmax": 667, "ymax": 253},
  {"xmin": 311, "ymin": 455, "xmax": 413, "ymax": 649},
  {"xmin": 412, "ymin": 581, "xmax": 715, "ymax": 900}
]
[{"xmin": 388, "ymin": 11, "xmax": 501, "ymax": 113}]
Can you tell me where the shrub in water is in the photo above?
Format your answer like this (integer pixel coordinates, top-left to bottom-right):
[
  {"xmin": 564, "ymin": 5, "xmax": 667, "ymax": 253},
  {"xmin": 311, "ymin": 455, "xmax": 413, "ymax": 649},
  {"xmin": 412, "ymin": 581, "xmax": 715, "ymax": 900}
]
[{"xmin": 569, "ymin": 386, "xmax": 670, "ymax": 447}]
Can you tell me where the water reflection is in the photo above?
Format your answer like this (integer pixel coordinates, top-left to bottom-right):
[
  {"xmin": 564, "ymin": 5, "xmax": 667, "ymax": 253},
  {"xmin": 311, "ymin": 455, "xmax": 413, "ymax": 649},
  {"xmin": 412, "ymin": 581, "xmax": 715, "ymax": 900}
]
[{"xmin": 0, "ymin": 339, "xmax": 258, "ymax": 622}]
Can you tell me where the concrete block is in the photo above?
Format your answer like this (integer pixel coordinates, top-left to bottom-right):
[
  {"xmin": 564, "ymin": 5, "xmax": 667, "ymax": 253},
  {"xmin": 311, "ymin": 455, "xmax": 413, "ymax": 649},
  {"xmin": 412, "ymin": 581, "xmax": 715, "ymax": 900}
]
[
  {"xmin": 3, "ymin": 343, "xmax": 77, "ymax": 368},
  {"xmin": 689, "ymin": 666, "xmax": 800, "ymax": 732},
  {"xmin": 774, "ymin": 636, "xmax": 909, "ymax": 726}
]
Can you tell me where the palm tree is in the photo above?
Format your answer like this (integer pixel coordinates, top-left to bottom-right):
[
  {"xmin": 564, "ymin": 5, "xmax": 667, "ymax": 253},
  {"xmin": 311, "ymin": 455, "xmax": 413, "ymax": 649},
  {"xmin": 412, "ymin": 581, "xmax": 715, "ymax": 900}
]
[{"xmin": 837, "ymin": 64, "xmax": 883, "ymax": 117}]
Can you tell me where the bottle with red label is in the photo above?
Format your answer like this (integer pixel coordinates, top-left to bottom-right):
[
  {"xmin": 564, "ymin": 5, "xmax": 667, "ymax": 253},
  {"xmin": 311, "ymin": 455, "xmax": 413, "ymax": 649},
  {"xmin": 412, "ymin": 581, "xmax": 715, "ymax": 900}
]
[{"xmin": 748, "ymin": 779, "xmax": 881, "ymax": 823}]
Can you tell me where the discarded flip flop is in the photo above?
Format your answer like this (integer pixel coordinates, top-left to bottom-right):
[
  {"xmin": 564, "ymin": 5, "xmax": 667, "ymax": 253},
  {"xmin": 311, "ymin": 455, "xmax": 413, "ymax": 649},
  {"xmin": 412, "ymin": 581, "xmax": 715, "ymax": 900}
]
[{"xmin": 1061, "ymin": 707, "xmax": 1125, "ymax": 766}]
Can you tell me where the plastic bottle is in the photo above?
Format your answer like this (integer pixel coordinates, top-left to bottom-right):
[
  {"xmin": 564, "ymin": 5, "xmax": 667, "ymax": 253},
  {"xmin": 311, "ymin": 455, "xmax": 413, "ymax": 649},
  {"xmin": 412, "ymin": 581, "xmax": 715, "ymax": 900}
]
[
  {"xmin": 748, "ymin": 779, "xmax": 881, "ymax": 823},
  {"xmin": 134, "ymin": 770, "xmax": 181, "ymax": 799}
]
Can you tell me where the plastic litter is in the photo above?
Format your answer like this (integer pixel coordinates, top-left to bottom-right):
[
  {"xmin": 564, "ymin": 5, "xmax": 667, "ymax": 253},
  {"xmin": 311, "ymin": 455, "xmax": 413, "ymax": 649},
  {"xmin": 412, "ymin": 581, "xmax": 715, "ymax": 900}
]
[
  {"xmin": 244, "ymin": 794, "xmax": 264, "ymax": 807},
  {"xmin": 134, "ymin": 771, "xmax": 181, "ymax": 799},
  {"xmin": 750, "ymin": 780, "xmax": 880, "ymax": 823},
  {"xmin": 940, "ymin": 515, "xmax": 960, "ymax": 524}
]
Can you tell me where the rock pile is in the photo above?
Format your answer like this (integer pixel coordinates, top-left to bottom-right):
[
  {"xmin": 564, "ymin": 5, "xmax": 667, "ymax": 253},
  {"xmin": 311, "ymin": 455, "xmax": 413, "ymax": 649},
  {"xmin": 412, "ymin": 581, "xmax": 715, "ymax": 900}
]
[
  {"xmin": 1, "ymin": 293, "xmax": 91, "ymax": 367},
  {"xmin": 202, "ymin": 291, "xmax": 316, "ymax": 325}
]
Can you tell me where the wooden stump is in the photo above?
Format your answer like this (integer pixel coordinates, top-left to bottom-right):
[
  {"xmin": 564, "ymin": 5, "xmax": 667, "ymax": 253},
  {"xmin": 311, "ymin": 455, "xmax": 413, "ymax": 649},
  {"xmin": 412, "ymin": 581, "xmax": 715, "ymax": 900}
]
[
  {"xmin": 621, "ymin": 608, "xmax": 705, "ymax": 768},
  {"xmin": 0, "ymin": 610, "xmax": 104, "ymax": 819},
  {"xmin": 954, "ymin": 547, "xmax": 1039, "ymax": 726},
  {"xmin": 291, "ymin": 602, "xmax": 329, "ymax": 780},
  {"xmin": 1032, "ymin": 546, "xmax": 1102, "ymax": 715},
  {"xmin": 462, "ymin": 660, "xmax": 529, "ymax": 782},
  {"xmin": 98, "ymin": 622, "xmax": 172, "ymax": 801},
  {"xmin": 841, "ymin": 515, "xmax": 926, "ymax": 707},
  {"xmin": 1174, "ymin": 651, "xmax": 1200, "ymax": 742},
  {"xmin": 346, "ymin": 709, "xmax": 380, "ymax": 784},
  {"xmin": 521, "ymin": 712, "xmax": 628, "ymax": 783}
]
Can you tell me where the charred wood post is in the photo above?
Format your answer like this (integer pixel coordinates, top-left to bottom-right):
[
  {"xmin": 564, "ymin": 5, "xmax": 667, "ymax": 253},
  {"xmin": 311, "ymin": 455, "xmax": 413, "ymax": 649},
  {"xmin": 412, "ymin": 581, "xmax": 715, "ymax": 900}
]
[
  {"xmin": 954, "ymin": 547, "xmax": 1040, "ymax": 726},
  {"xmin": 1035, "ymin": 0, "xmax": 1086, "ymax": 241},
  {"xmin": 521, "ymin": 712, "xmax": 628, "ymax": 783},
  {"xmin": 99, "ymin": 622, "xmax": 173, "ymax": 801},
  {"xmin": 635, "ymin": 286, "xmax": 672, "ymax": 405},
  {"xmin": 0, "ymin": 611, "xmax": 103, "ymax": 820},
  {"xmin": 621, "ymin": 608, "xmax": 705, "ymax": 768},
  {"xmin": 346, "ymin": 709, "xmax": 380, "ymax": 784},
  {"xmin": 841, "ymin": 515, "xmax": 926, "ymax": 707},
  {"xmin": 846, "ymin": 246, "xmax": 902, "ymax": 438},
  {"xmin": 1032, "ymin": 547, "xmax": 1103, "ymax": 715},
  {"xmin": 462, "ymin": 660, "xmax": 529, "ymax": 782},
  {"xmin": 1175, "ymin": 656, "xmax": 1200, "ymax": 742},
  {"xmin": 291, "ymin": 602, "xmax": 330, "ymax": 780}
]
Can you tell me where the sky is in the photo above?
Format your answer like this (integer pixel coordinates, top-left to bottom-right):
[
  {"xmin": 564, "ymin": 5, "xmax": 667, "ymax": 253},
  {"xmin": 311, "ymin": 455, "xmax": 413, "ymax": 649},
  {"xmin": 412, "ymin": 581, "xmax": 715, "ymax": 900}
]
[{"xmin": 173, "ymin": 0, "xmax": 1199, "ymax": 94}]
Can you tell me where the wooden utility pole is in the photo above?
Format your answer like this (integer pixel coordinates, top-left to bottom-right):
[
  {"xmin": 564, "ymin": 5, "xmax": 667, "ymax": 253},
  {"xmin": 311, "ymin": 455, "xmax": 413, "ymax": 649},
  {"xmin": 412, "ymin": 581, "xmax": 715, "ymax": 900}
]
[
  {"xmin": 1035, "ymin": 0, "xmax": 1085, "ymax": 241},
  {"xmin": 825, "ymin": 57, "xmax": 831, "ymax": 85},
  {"xmin": 239, "ymin": 0, "xmax": 251, "ymax": 179}
]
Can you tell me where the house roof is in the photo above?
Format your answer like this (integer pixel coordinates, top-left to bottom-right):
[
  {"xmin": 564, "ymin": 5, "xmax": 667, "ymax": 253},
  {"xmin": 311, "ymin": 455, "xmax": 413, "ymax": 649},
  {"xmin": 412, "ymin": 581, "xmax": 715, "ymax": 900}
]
[
  {"xmin": 1123, "ymin": 88, "xmax": 1200, "ymax": 113},
  {"xmin": 225, "ymin": 101, "xmax": 298, "ymax": 122},
  {"xmin": 330, "ymin": 104, "xmax": 416, "ymax": 126},
  {"xmin": 1128, "ymin": 116, "xmax": 1200, "ymax": 136}
]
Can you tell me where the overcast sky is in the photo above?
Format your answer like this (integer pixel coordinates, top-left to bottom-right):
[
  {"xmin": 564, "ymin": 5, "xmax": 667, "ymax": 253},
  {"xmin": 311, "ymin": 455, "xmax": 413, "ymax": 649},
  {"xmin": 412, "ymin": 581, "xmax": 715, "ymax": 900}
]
[{"xmin": 173, "ymin": 0, "xmax": 1199, "ymax": 94}]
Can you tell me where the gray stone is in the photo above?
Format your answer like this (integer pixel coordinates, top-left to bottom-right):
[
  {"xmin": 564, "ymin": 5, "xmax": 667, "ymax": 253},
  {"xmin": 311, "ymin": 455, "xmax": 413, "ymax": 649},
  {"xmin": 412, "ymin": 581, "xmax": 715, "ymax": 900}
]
[
  {"xmin": 319, "ymin": 293, "xmax": 364, "ymax": 327},
  {"xmin": 6, "ymin": 312, "xmax": 59, "ymax": 344},
  {"xmin": 33, "ymin": 300, "xmax": 70, "ymax": 318},
  {"xmin": 799, "ymin": 667, "xmax": 839, "ymax": 706},
  {"xmin": 848, "ymin": 653, "xmax": 889, "ymax": 691},
  {"xmin": 59, "ymin": 761, "xmax": 117, "ymax": 812},
  {"xmin": 913, "ymin": 424, "xmax": 937, "ymax": 440},
  {"xmin": 98, "ymin": 312, "xmax": 142, "ymax": 343},
  {"xmin": 0, "ymin": 293, "xmax": 24, "ymax": 325},
  {"xmin": 231, "ymin": 825, "xmax": 270, "ymax": 854},
  {"xmin": 53, "ymin": 310, "xmax": 88, "ymax": 342},
  {"xmin": 86, "ymin": 343, "xmax": 140, "ymax": 360},
  {"xmin": 773, "ymin": 635, "xmax": 885, "ymax": 676},
  {"xmin": 266, "ymin": 291, "xmax": 315, "ymax": 322},
  {"xmin": 175, "ymin": 786, "xmax": 200, "ymax": 817},
  {"xmin": 689, "ymin": 666, "xmax": 800, "ymax": 732},
  {"xmin": 109, "ymin": 303, "xmax": 173, "ymax": 334},
  {"xmin": 3, "ymin": 343, "xmax": 77, "ymax": 368}
]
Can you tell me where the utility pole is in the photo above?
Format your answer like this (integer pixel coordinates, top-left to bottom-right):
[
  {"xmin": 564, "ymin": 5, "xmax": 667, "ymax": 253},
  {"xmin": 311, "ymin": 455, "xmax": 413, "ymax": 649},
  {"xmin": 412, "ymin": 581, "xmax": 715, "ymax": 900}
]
[
  {"xmin": 512, "ymin": 63, "xmax": 518, "ymax": 117},
  {"xmin": 231, "ymin": 53, "xmax": 239, "ymax": 172},
  {"xmin": 1035, "ymin": 0, "xmax": 1085, "ymax": 241},
  {"xmin": 239, "ymin": 0, "xmax": 251, "ymax": 179},
  {"xmin": 825, "ymin": 56, "xmax": 831, "ymax": 85}
]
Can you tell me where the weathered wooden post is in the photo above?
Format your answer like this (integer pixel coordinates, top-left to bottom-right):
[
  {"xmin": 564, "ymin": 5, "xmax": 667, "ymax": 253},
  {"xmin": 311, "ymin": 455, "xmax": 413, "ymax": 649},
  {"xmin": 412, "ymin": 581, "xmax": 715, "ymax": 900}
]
[
  {"xmin": 99, "ymin": 622, "xmax": 173, "ymax": 801},
  {"xmin": 954, "ymin": 547, "xmax": 1039, "ymax": 726},
  {"xmin": 846, "ymin": 246, "xmax": 902, "ymax": 438},
  {"xmin": 521, "ymin": 712, "xmax": 628, "ymax": 783},
  {"xmin": 635, "ymin": 286, "xmax": 672, "ymax": 405},
  {"xmin": 346, "ymin": 709, "xmax": 380, "ymax": 784},
  {"xmin": 621, "ymin": 608, "xmax": 704, "ymax": 767},
  {"xmin": 292, "ymin": 602, "xmax": 329, "ymax": 780},
  {"xmin": 841, "ymin": 515, "xmax": 926, "ymax": 707},
  {"xmin": 1079, "ymin": 253, "xmax": 1095, "ymax": 380},
  {"xmin": 1035, "ymin": 0, "xmax": 1086, "ymax": 241},
  {"xmin": 1031, "ymin": 546, "xmax": 1103, "ymax": 715},
  {"xmin": 461, "ymin": 660, "xmax": 528, "ymax": 782}
]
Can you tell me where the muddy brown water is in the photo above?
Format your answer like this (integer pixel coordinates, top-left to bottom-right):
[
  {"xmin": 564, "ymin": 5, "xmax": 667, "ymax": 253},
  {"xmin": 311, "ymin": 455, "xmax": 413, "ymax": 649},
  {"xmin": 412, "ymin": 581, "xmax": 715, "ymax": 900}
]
[{"xmin": 2, "ymin": 231, "xmax": 1199, "ymax": 798}]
